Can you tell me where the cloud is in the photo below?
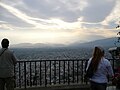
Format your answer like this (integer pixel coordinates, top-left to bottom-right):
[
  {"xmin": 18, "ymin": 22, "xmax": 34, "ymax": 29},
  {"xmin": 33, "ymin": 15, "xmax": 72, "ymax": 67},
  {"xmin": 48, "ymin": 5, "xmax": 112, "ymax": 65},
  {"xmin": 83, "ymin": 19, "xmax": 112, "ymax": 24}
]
[
  {"xmin": 0, "ymin": 21, "xmax": 7, "ymax": 23},
  {"xmin": 81, "ymin": 0, "xmax": 116, "ymax": 23},
  {"xmin": 1, "ymin": 0, "xmax": 117, "ymax": 30},
  {"xmin": 0, "ymin": 21, "xmax": 15, "ymax": 30},
  {"xmin": 0, "ymin": 2, "xmax": 84, "ymax": 30},
  {"xmin": 101, "ymin": 0, "xmax": 120, "ymax": 25},
  {"xmin": 0, "ymin": 0, "xmax": 119, "ymax": 44},
  {"xmin": 21, "ymin": 0, "xmax": 89, "ymax": 22},
  {"xmin": 59, "ymin": 0, "xmax": 88, "ymax": 11},
  {"xmin": 0, "ymin": 24, "xmax": 14, "ymax": 30},
  {"xmin": 0, "ymin": 2, "xmax": 40, "ymax": 26}
]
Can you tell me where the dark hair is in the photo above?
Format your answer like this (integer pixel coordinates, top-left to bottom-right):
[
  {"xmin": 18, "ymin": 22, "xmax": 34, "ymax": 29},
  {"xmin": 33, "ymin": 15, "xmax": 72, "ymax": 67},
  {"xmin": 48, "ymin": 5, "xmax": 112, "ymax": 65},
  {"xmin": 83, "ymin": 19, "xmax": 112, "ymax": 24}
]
[
  {"xmin": 91, "ymin": 46, "xmax": 104, "ymax": 72},
  {"xmin": 1, "ymin": 38, "xmax": 9, "ymax": 48}
]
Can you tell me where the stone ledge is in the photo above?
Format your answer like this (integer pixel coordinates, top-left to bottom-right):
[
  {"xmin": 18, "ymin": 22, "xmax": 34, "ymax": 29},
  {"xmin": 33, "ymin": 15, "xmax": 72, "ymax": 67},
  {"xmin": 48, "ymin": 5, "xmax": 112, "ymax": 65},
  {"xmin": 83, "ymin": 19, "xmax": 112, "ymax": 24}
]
[{"xmin": 15, "ymin": 84, "xmax": 90, "ymax": 90}]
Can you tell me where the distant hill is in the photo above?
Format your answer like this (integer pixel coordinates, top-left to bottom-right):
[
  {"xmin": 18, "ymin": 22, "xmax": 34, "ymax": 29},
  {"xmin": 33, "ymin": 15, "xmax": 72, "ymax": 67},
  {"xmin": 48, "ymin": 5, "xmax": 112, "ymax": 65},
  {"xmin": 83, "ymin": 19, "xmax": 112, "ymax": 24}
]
[
  {"xmin": 11, "ymin": 43, "xmax": 66, "ymax": 48},
  {"xmin": 70, "ymin": 37, "xmax": 117, "ymax": 48},
  {"xmin": 11, "ymin": 37, "xmax": 118, "ymax": 48}
]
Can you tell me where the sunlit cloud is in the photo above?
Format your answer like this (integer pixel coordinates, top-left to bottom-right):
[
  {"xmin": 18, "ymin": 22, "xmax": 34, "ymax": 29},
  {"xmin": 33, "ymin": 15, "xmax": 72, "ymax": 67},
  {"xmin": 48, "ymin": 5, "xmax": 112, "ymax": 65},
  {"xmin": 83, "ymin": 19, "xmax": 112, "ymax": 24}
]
[
  {"xmin": 0, "ymin": 2, "xmax": 83, "ymax": 30},
  {"xmin": 0, "ymin": 2, "xmax": 43, "ymax": 27},
  {"xmin": 101, "ymin": 0, "xmax": 120, "ymax": 25},
  {"xmin": 0, "ymin": 24, "xmax": 14, "ymax": 30}
]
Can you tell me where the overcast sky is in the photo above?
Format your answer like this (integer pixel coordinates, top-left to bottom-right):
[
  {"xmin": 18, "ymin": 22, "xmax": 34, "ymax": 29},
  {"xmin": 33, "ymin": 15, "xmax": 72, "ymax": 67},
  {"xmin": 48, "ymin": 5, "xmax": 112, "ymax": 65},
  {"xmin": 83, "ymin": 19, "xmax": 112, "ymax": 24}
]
[{"xmin": 0, "ymin": 0, "xmax": 120, "ymax": 45}]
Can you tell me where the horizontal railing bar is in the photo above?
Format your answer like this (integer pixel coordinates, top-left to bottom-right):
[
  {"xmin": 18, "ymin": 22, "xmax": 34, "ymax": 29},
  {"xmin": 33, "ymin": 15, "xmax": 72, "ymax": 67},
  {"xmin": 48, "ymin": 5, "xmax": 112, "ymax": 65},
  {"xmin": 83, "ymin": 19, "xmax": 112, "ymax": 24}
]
[{"xmin": 17, "ymin": 59, "xmax": 89, "ymax": 62}]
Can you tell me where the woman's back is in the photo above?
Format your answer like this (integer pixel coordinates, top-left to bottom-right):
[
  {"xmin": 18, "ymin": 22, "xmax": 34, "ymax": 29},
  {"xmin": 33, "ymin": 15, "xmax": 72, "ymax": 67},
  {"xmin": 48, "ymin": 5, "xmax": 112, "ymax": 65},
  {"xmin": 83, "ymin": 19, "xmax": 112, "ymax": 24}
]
[{"xmin": 89, "ymin": 57, "xmax": 113, "ymax": 83}]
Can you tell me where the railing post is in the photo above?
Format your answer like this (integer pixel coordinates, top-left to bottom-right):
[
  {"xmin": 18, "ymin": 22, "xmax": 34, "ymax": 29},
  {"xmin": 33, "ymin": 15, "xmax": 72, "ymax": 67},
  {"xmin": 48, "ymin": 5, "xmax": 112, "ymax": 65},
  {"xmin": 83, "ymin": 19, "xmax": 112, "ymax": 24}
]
[
  {"xmin": 77, "ymin": 60, "xmax": 79, "ymax": 83},
  {"xmin": 33, "ymin": 61, "xmax": 37, "ymax": 86},
  {"xmin": 81, "ymin": 60, "xmax": 84, "ymax": 83},
  {"xmin": 50, "ymin": 60, "xmax": 51, "ymax": 85},
  {"xmin": 18, "ymin": 62, "xmax": 21, "ymax": 88},
  {"xmin": 39, "ymin": 61, "xmax": 42, "ymax": 86},
  {"xmin": 59, "ymin": 60, "xmax": 61, "ymax": 84},
  {"xmin": 54, "ymin": 60, "xmax": 56, "ymax": 84},
  {"xmin": 30, "ymin": 62, "xmax": 32, "ymax": 86},
  {"xmin": 24, "ymin": 62, "xmax": 26, "ymax": 88},
  {"xmin": 68, "ymin": 60, "xmax": 70, "ymax": 85},
  {"xmin": 45, "ymin": 61, "xmax": 47, "ymax": 86},
  {"xmin": 63, "ymin": 61, "xmax": 65, "ymax": 84},
  {"xmin": 72, "ymin": 60, "xmax": 74, "ymax": 83}
]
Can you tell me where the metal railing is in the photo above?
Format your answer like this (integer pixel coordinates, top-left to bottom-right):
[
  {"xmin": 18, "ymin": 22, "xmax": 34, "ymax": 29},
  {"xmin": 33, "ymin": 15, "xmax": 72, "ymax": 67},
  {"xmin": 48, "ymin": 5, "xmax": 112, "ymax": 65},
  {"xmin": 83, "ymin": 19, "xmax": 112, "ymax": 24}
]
[{"xmin": 14, "ymin": 59, "xmax": 115, "ymax": 89}]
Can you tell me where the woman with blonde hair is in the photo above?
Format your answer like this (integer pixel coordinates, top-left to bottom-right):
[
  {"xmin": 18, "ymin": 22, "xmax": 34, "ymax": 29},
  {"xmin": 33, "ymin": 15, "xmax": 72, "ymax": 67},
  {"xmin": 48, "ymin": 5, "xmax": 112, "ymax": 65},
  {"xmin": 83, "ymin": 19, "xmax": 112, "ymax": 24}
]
[{"xmin": 86, "ymin": 46, "xmax": 114, "ymax": 90}]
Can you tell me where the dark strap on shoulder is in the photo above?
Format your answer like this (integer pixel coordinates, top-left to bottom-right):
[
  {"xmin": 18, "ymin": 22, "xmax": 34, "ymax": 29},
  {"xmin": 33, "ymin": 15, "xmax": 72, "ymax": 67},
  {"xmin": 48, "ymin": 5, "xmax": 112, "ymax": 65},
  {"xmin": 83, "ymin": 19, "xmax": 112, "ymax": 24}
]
[{"xmin": 0, "ymin": 48, "xmax": 7, "ymax": 56}]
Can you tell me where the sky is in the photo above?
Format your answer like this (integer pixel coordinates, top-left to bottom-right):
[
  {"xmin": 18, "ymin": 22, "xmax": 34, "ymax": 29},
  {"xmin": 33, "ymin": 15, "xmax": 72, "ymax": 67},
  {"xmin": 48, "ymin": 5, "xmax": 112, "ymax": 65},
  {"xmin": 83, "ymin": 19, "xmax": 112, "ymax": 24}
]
[{"xmin": 0, "ymin": 0, "xmax": 120, "ymax": 45}]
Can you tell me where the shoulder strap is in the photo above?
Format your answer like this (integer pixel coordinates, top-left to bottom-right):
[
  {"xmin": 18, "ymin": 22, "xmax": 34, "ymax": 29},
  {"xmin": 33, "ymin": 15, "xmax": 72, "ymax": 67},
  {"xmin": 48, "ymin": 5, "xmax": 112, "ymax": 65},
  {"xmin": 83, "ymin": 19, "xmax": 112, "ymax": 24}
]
[{"xmin": 0, "ymin": 48, "xmax": 7, "ymax": 56}]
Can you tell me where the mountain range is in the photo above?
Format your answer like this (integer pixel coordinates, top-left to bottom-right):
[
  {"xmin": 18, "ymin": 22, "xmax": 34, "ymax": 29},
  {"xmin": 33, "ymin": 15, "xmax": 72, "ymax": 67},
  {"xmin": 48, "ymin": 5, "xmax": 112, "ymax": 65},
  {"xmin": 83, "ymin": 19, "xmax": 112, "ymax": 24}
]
[
  {"xmin": 70, "ymin": 37, "xmax": 117, "ymax": 48},
  {"xmin": 11, "ymin": 37, "xmax": 118, "ymax": 48},
  {"xmin": 11, "ymin": 43, "xmax": 66, "ymax": 48}
]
